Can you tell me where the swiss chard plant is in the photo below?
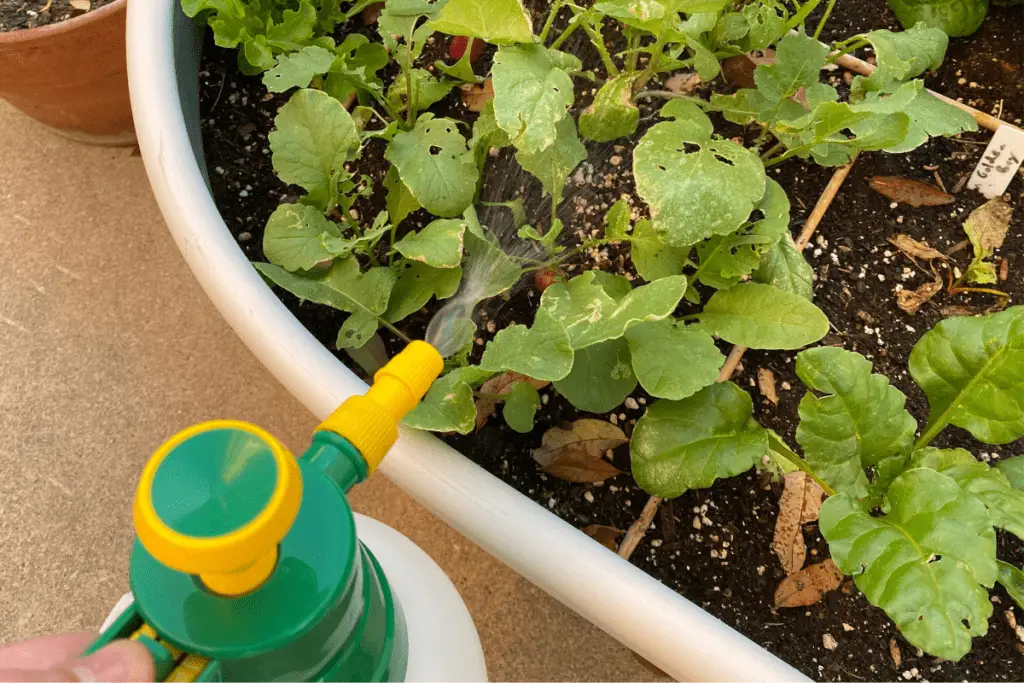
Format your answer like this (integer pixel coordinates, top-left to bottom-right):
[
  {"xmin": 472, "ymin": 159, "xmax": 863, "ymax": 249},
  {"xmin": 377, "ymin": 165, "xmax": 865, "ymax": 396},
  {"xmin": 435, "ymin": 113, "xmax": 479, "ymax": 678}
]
[{"xmin": 186, "ymin": 0, "xmax": 1008, "ymax": 662}]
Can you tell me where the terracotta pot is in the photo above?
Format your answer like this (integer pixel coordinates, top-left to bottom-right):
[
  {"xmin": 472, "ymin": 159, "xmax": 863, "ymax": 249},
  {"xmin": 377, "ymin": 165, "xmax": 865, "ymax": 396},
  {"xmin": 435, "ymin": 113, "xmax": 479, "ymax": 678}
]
[{"xmin": 0, "ymin": 0, "xmax": 133, "ymax": 145}]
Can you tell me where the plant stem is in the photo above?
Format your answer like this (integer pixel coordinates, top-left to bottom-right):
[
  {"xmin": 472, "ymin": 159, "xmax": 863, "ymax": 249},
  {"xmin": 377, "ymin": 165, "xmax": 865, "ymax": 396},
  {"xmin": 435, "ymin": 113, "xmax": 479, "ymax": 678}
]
[
  {"xmin": 813, "ymin": 0, "xmax": 839, "ymax": 41},
  {"xmin": 617, "ymin": 495, "xmax": 662, "ymax": 559},
  {"xmin": 762, "ymin": 146, "xmax": 807, "ymax": 168},
  {"xmin": 539, "ymin": 0, "xmax": 564, "ymax": 44},
  {"xmin": 633, "ymin": 91, "xmax": 709, "ymax": 106},
  {"xmin": 626, "ymin": 31, "xmax": 640, "ymax": 73},
  {"xmin": 549, "ymin": 17, "xmax": 581, "ymax": 50},
  {"xmin": 826, "ymin": 38, "xmax": 869, "ymax": 65},
  {"xmin": 760, "ymin": 140, "xmax": 785, "ymax": 160},
  {"xmin": 578, "ymin": 11, "xmax": 620, "ymax": 77},
  {"xmin": 768, "ymin": 435, "xmax": 838, "ymax": 496},
  {"xmin": 632, "ymin": 31, "xmax": 667, "ymax": 92},
  {"xmin": 784, "ymin": 0, "xmax": 822, "ymax": 32}
]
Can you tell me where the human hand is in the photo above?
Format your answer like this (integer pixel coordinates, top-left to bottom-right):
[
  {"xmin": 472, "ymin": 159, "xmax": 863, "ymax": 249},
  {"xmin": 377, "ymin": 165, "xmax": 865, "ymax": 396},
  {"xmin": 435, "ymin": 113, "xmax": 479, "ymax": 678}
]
[{"xmin": 0, "ymin": 631, "xmax": 154, "ymax": 682}]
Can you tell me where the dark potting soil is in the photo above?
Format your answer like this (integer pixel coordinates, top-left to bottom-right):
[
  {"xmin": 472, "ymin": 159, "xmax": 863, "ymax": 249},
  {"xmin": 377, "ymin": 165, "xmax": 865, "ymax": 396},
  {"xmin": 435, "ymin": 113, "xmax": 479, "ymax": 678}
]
[
  {"xmin": 196, "ymin": 0, "xmax": 1024, "ymax": 679},
  {"xmin": 0, "ymin": 0, "xmax": 117, "ymax": 32}
]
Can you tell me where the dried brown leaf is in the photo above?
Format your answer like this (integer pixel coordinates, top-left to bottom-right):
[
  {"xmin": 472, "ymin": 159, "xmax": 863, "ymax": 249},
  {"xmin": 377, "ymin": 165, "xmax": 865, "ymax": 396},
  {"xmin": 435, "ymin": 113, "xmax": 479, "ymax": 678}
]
[
  {"xmin": 461, "ymin": 79, "xmax": 494, "ymax": 113},
  {"xmin": 69, "ymin": 0, "xmax": 90, "ymax": 9},
  {"xmin": 896, "ymin": 275, "xmax": 943, "ymax": 314},
  {"xmin": 868, "ymin": 176, "xmax": 954, "ymax": 207},
  {"xmin": 543, "ymin": 450, "xmax": 623, "ymax": 483},
  {"xmin": 774, "ymin": 559, "xmax": 844, "ymax": 607},
  {"xmin": 889, "ymin": 638, "xmax": 902, "ymax": 668},
  {"xmin": 1000, "ymin": 257, "xmax": 1010, "ymax": 282},
  {"xmin": 941, "ymin": 304, "xmax": 982, "ymax": 317},
  {"xmin": 773, "ymin": 472, "xmax": 825, "ymax": 575},
  {"xmin": 582, "ymin": 524, "xmax": 624, "ymax": 551},
  {"xmin": 758, "ymin": 368, "xmax": 779, "ymax": 405},
  {"xmin": 888, "ymin": 234, "xmax": 947, "ymax": 261},
  {"xmin": 475, "ymin": 372, "xmax": 550, "ymax": 431},
  {"xmin": 965, "ymin": 197, "xmax": 1013, "ymax": 253},
  {"xmin": 664, "ymin": 71, "xmax": 702, "ymax": 94},
  {"xmin": 533, "ymin": 419, "xmax": 628, "ymax": 467}
]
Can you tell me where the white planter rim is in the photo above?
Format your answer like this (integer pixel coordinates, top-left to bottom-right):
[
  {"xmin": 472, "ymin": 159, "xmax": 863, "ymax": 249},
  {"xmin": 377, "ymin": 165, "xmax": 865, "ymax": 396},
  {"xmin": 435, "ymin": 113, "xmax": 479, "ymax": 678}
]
[{"xmin": 125, "ymin": 4, "xmax": 807, "ymax": 680}]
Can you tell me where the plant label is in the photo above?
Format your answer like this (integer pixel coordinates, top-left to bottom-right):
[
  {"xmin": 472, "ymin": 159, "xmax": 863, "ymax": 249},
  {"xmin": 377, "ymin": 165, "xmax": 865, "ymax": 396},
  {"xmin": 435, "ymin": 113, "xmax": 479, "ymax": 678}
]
[{"xmin": 968, "ymin": 124, "xmax": 1024, "ymax": 199}]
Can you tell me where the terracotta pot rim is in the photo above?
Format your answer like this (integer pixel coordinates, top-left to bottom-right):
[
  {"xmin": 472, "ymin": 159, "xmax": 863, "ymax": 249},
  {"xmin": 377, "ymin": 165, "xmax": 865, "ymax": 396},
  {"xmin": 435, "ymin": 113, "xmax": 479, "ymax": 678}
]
[{"xmin": 0, "ymin": 0, "xmax": 127, "ymax": 45}]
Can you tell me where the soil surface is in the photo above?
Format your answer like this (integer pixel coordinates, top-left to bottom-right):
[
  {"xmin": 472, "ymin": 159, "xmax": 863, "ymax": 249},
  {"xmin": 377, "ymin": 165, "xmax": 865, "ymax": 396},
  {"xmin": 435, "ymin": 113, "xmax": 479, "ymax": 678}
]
[
  {"xmin": 197, "ymin": 0, "xmax": 1024, "ymax": 679},
  {"xmin": 0, "ymin": 0, "xmax": 117, "ymax": 32}
]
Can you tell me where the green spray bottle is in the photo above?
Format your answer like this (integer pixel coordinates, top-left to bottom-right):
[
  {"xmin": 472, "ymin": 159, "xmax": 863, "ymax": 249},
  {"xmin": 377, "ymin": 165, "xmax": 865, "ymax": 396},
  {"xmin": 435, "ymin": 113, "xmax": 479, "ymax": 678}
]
[{"xmin": 87, "ymin": 341, "xmax": 485, "ymax": 681}]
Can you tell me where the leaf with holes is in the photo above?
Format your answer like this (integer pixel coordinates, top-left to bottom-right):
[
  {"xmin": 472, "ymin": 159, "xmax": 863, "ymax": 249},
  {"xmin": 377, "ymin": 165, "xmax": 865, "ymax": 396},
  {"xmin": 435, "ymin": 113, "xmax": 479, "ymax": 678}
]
[
  {"xmin": 752, "ymin": 236, "xmax": 814, "ymax": 300},
  {"xmin": 386, "ymin": 116, "xmax": 479, "ymax": 217},
  {"xmin": 502, "ymin": 381, "xmax": 541, "ymax": 433},
  {"xmin": 394, "ymin": 218, "xmax": 466, "ymax": 268},
  {"xmin": 554, "ymin": 338, "xmax": 638, "ymax": 413},
  {"xmin": 262, "ymin": 203, "xmax": 341, "ymax": 271},
  {"xmin": 385, "ymin": 261, "xmax": 462, "ymax": 323},
  {"xmin": 534, "ymin": 418, "xmax": 628, "ymax": 467},
  {"xmin": 699, "ymin": 283, "xmax": 829, "ymax": 350},
  {"xmin": 820, "ymin": 468, "xmax": 996, "ymax": 661},
  {"xmin": 910, "ymin": 448, "xmax": 1024, "ymax": 539},
  {"xmin": 635, "ymin": 100, "xmax": 766, "ymax": 247},
  {"xmin": 492, "ymin": 44, "xmax": 581, "ymax": 154},
  {"xmin": 263, "ymin": 45, "xmax": 337, "ymax": 92},
  {"xmin": 625, "ymin": 320, "xmax": 724, "ymax": 400},
  {"xmin": 539, "ymin": 271, "xmax": 688, "ymax": 350},
  {"xmin": 270, "ymin": 89, "xmax": 361, "ymax": 206},
  {"xmin": 695, "ymin": 178, "xmax": 790, "ymax": 289},
  {"xmin": 630, "ymin": 382, "xmax": 768, "ymax": 498},
  {"xmin": 909, "ymin": 306, "xmax": 1024, "ymax": 445},
  {"xmin": 795, "ymin": 347, "xmax": 918, "ymax": 499},
  {"xmin": 429, "ymin": 0, "xmax": 533, "ymax": 43},
  {"xmin": 630, "ymin": 219, "xmax": 690, "ymax": 282},
  {"xmin": 405, "ymin": 366, "xmax": 494, "ymax": 434},
  {"xmin": 479, "ymin": 309, "xmax": 574, "ymax": 381},
  {"xmin": 516, "ymin": 116, "xmax": 587, "ymax": 206},
  {"xmin": 580, "ymin": 73, "xmax": 640, "ymax": 143}
]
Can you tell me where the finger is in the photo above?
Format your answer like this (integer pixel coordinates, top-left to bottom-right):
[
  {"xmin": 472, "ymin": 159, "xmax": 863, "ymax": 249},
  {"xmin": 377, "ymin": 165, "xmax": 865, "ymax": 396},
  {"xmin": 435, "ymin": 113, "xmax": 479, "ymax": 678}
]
[
  {"xmin": 60, "ymin": 640, "xmax": 156, "ymax": 682},
  {"xmin": 0, "ymin": 632, "xmax": 96, "ymax": 670}
]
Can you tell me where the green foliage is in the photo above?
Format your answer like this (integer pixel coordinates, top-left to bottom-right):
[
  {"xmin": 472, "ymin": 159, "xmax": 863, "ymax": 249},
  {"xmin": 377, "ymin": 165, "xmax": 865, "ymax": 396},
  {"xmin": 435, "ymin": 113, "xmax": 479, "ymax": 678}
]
[
  {"xmin": 998, "ymin": 561, "xmax": 1024, "ymax": 610},
  {"xmin": 405, "ymin": 366, "xmax": 493, "ymax": 433},
  {"xmin": 630, "ymin": 219, "xmax": 690, "ymax": 282},
  {"xmin": 515, "ymin": 117, "xmax": 587, "ymax": 206},
  {"xmin": 553, "ymin": 338, "xmax": 638, "ymax": 413},
  {"xmin": 997, "ymin": 456, "xmax": 1024, "ymax": 490},
  {"xmin": 429, "ymin": 0, "xmax": 534, "ymax": 43},
  {"xmin": 269, "ymin": 89, "xmax": 361, "ymax": 208},
  {"xmin": 579, "ymin": 74, "xmax": 640, "ymax": 143},
  {"xmin": 752, "ymin": 237, "xmax": 814, "ymax": 300},
  {"xmin": 492, "ymin": 44, "xmax": 582, "ymax": 155},
  {"xmin": 263, "ymin": 45, "xmax": 336, "ymax": 93},
  {"xmin": 625, "ymin": 320, "xmax": 724, "ymax": 400},
  {"xmin": 795, "ymin": 347, "xmax": 917, "ymax": 499},
  {"xmin": 479, "ymin": 309, "xmax": 575, "ymax": 381},
  {"xmin": 635, "ymin": 100, "xmax": 767, "ymax": 247},
  {"xmin": 262, "ymin": 203, "xmax": 340, "ymax": 271},
  {"xmin": 885, "ymin": 0, "xmax": 988, "ymax": 37},
  {"xmin": 630, "ymin": 382, "xmax": 768, "ymax": 498},
  {"xmin": 909, "ymin": 307, "xmax": 1024, "ymax": 445},
  {"xmin": 503, "ymin": 381, "xmax": 542, "ymax": 432},
  {"xmin": 393, "ymin": 219, "xmax": 467, "ymax": 268},
  {"xmin": 461, "ymin": 231, "xmax": 524, "ymax": 299},
  {"xmin": 385, "ymin": 261, "xmax": 462, "ymax": 323},
  {"xmin": 386, "ymin": 116, "xmax": 479, "ymax": 217},
  {"xmin": 698, "ymin": 283, "xmax": 830, "ymax": 350},
  {"xmin": 387, "ymin": 69, "xmax": 456, "ymax": 114},
  {"xmin": 821, "ymin": 469, "xmax": 996, "ymax": 661}
]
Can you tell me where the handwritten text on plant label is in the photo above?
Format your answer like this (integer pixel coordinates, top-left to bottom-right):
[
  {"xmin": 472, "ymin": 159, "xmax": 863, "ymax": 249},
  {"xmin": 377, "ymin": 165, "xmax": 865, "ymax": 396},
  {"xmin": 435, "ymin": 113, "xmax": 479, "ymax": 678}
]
[{"xmin": 968, "ymin": 124, "xmax": 1024, "ymax": 199}]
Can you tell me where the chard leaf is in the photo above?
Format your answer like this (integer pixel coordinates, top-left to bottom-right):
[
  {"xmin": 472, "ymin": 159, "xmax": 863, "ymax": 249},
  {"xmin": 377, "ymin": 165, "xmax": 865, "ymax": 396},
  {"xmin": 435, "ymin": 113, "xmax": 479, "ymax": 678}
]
[
  {"xmin": 909, "ymin": 307, "xmax": 1024, "ymax": 445},
  {"xmin": 405, "ymin": 366, "xmax": 493, "ymax": 434},
  {"xmin": 479, "ymin": 309, "xmax": 575, "ymax": 381},
  {"xmin": 997, "ymin": 456, "xmax": 1024, "ymax": 490},
  {"xmin": 695, "ymin": 178, "xmax": 789, "ymax": 289},
  {"xmin": 516, "ymin": 116, "xmax": 587, "ymax": 206},
  {"xmin": 492, "ymin": 44, "xmax": 581, "ymax": 154},
  {"xmin": 539, "ymin": 271, "xmax": 688, "ymax": 349},
  {"xmin": 264, "ymin": 45, "xmax": 336, "ymax": 92},
  {"xmin": 394, "ymin": 218, "xmax": 466, "ymax": 268},
  {"xmin": 262, "ymin": 203, "xmax": 340, "ymax": 271},
  {"xmin": 630, "ymin": 219, "xmax": 690, "ymax": 282},
  {"xmin": 385, "ymin": 261, "xmax": 462, "ymax": 323},
  {"xmin": 752, "ymin": 236, "xmax": 814, "ymax": 300},
  {"xmin": 579, "ymin": 73, "xmax": 640, "ymax": 143},
  {"xmin": 554, "ymin": 338, "xmax": 638, "ymax": 413},
  {"xmin": 255, "ymin": 259, "xmax": 394, "ymax": 318},
  {"xmin": 625, "ymin": 320, "xmax": 725, "ymax": 400},
  {"xmin": 998, "ymin": 561, "xmax": 1024, "ymax": 610},
  {"xmin": 429, "ymin": 0, "xmax": 534, "ymax": 43},
  {"xmin": 699, "ymin": 283, "xmax": 829, "ymax": 349},
  {"xmin": 795, "ymin": 347, "xmax": 917, "ymax": 499},
  {"xmin": 631, "ymin": 382, "xmax": 768, "ymax": 498},
  {"xmin": 910, "ymin": 448, "xmax": 1024, "ymax": 539},
  {"xmin": 386, "ymin": 116, "xmax": 479, "ymax": 218},
  {"xmin": 634, "ymin": 100, "xmax": 766, "ymax": 246},
  {"xmin": 462, "ymin": 231, "xmax": 524, "ymax": 299},
  {"xmin": 503, "ymin": 381, "xmax": 541, "ymax": 433},
  {"xmin": 269, "ymin": 89, "xmax": 360, "ymax": 206},
  {"xmin": 820, "ymin": 468, "xmax": 995, "ymax": 661}
]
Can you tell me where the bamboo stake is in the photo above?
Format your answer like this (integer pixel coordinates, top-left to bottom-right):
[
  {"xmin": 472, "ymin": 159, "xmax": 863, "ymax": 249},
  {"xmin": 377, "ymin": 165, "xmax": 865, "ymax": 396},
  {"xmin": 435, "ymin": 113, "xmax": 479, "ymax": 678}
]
[{"xmin": 617, "ymin": 157, "xmax": 858, "ymax": 561}]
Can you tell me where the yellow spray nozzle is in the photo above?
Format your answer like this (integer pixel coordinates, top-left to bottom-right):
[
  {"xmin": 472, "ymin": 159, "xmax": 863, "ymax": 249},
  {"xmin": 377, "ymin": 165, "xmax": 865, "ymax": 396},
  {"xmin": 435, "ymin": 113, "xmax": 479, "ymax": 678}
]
[{"xmin": 318, "ymin": 341, "xmax": 444, "ymax": 472}]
